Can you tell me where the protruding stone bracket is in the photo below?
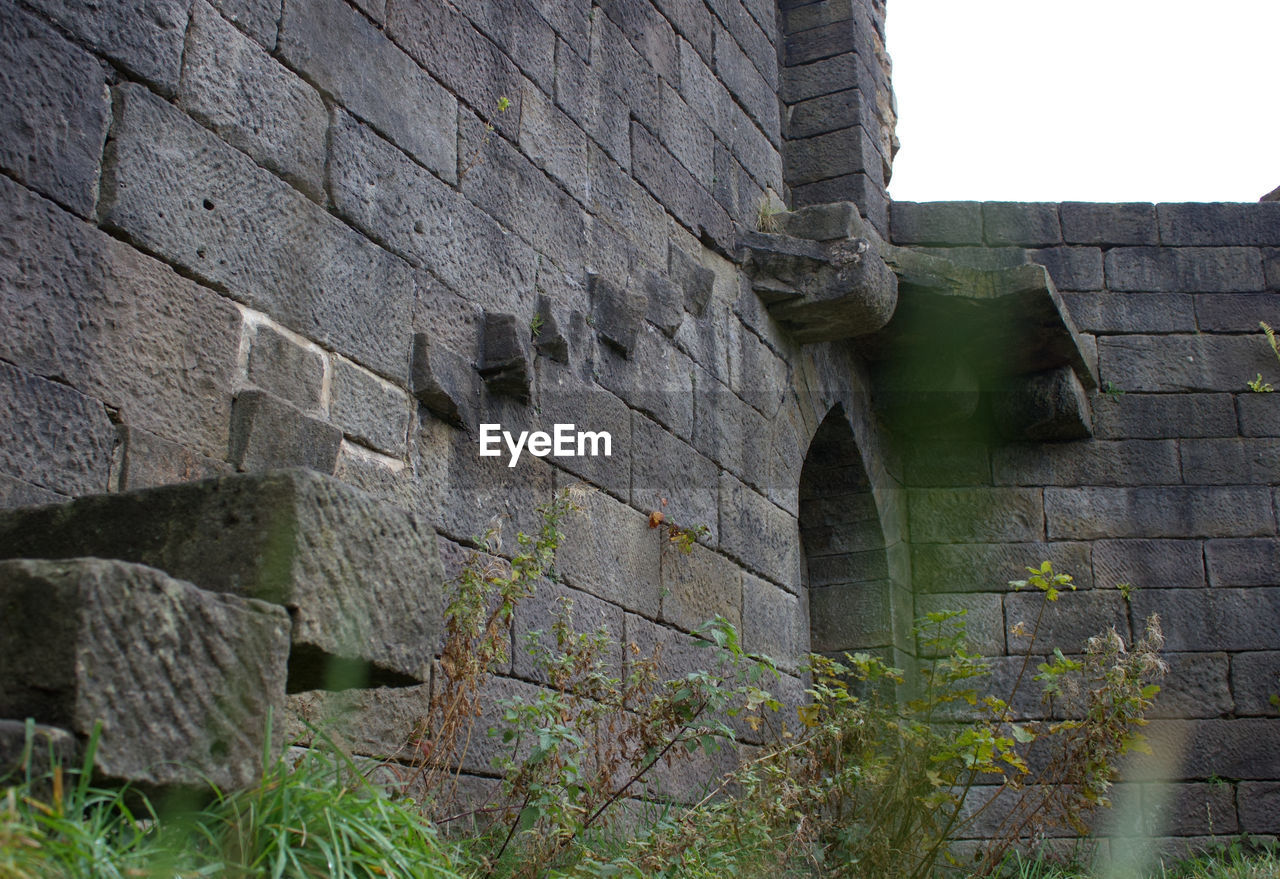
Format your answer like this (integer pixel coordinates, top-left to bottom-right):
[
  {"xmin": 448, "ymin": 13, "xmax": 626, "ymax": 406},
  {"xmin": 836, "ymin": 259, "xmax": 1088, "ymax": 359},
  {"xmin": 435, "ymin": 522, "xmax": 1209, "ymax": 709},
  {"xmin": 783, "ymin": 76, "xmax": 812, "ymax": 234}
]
[
  {"xmin": 411, "ymin": 332, "xmax": 480, "ymax": 428},
  {"xmin": 736, "ymin": 202, "xmax": 1096, "ymax": 441},
  {"xmin": 479, "ymin": 311, "xmax": 533, "ymax": 402},
  {"xmin": 735, "ymin": 203, "xmax": 898, "ymax": 343},
  {"xmin": 867, "ymin": 245, "xmax": 1098, "ymax": 440}
]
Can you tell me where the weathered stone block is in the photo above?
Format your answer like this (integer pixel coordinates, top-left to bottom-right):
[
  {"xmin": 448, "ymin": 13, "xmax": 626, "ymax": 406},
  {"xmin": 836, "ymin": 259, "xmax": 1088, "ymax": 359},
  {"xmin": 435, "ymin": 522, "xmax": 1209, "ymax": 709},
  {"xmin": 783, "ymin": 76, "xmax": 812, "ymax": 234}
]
[
  {"xmin": 669, "ymin": 244, "xmax": 716, "ymax": 317},
  {"xmin": 209, "ymin": 0, "xmax": 280, "ymax": 46},
  {"xmin": 916, "ymin": 592, "xmax": 1006, "ymax": 656},
  {"xmin": 230, "ymin": 390, "xmax": 341, "ymax": 473},
  {"xmin": 1093, "ymin": 539, "xmax": 1205, "ymax": 590},
  {"xmin": 534, "ymin": 368, "xmax": 630, "ymax": 497},
  {"xmin": 452, "ymin": 0, "xmax": 557, "ymax": 91},
  {"xmin": 1091, "ymin": 393, "xmax": 1236, "ymax": 440},
  {"xmin": 908, "ymin": 488, "xmax": 1045, "ymax": 543},
  {"xmin": 1006, "ymin": 589, "xmax": 1131, "ymax": 654},
  {"xmin": 1182, "ymin": 438, "xmax": 1280, "ymax": 485},
  {"xmin": 631, "ymin": 121, "xmax": 732, "ymax": 254},
  {"xmin": 1131, "ymin": 588, "xmax": 1280, "ymax": 652},
  {"xmin": 660, "ymin": 542, "xmax": 743, "ymax": 633},
  {"xmin": 479, "ymin": 312, "xmax": 533, "ymax": 402},
  {"xmin": 1104, "ymin": 247, "xmax": 1265, "ymax": 293},
  {"xmin": 1098, "ymin": 334, "xmax": 1275, "ymax": 392},
  {"xmin": 1046, "ymin": 487, "xmax": 1274, "ymax": 540},
  {"xmin": 388, "ymin": 0, "xmax": 524, "ymax": 140},
  {"xmin": 631, "ymin": 414, "xmax": 719, "ymax": 543},
  {"xmin": 1228, "ymin": 652, "xmax": 1280, "ymax": 716},
  {"xmin": 328, "ymin": 112, "xmax": 537, "ymax": 318},
  {"xmin": 1150, "ymin": 653, "xmax": 1232, "ymax": 719},
  {"xmin": 279, "ymin": 0, "xmax": 456, "ymax": 179},
  {"xmin": 713, "ymin": 24, "xmax": 778, "ymax": 145},
  {"xmin": 512, "ymin": 578, "xmax": 625, "ymax": 685},
  {"xmin": 721, "ymin": 472, "xmax": 802, "ymax": 590},
  {"xmin": 101, "ymin": 84, "xmax": 412, "ymax": 381},
  {"xmin": 25, "ymin": 0, "xmax": 187, "ymax": 94},
  {"xmin": 992, "ymin": 440, "xmax": 1179, "ymax": 487},
  {"xmin": 0, "ymin": 720, "xmax": 78, "ymax": 781},
  {"xmin": 0, "ymin": 174, "xmax": 242, "ymax": 459},
  {"xmin": 458, "ymin": 110, "xmax": 588, "ymax": 274},
  {"xmin": 245, "ymin": 322, "xmax": 325, "ymax": 413},
  {"xmin": 0, "ymin": 4, "xmax": 108, "ymax": 219},
  {"xmin": 741, "ymin": 572, "xmax": 805, "ymax": 671},
  {"xmin": 286, "ymin": 683, "xmax": 431, "ymax": 762},
  {"xmin": 1059, "ymin": 202, "xmax": 1158, "ymax": 246},
  {"xmin": 180, "ymin": 1, "xmax": 327, "ymax": 200},
  {"xmin": 810, "ymin": 580, "xmax": 893, "ymax": 652},
  {"xmin": 658, "ymin": 81, "xmax": 715, "ymax": 187},
  {"xmin": 519, "ymin": 81, "xmax": 588, "ymax": 204},
  {"xmin": 1237, "ymin": 392, "xmax": 1280, "ymax": 437},
  {"xmin": 1158, "ymin": 203, "xmax": 1280, "ymax": 247},
  {"xmin": 889, "ymin": 201, "xmax": 983, "ymax": 246},
  {"xmin": 1141, "ymin": 781, "xmax": 1238, "ymax": 835},
  {"xmin": 1206, "ymin": 539, "xmax": 1280, "ymax": 588},
  {"xmin": 1062, "ymin": 292, "xmax": 1197, "ymax": 334},
  {"xmin": 1238, "ymin": 782, "xmax": 1280, "ymax": 833},
  {"xmin": 329, "ymin": 358, "xmax": 411, "ymax": 458},
  {"xmin": 784, "ymin": 126, "xmax": 881, "ymax": 188},
  {"xmin": 0, "ymin": 558, "xmax": 289, "ymax": 789},
  {"xmin": 911, "ymin": 542, "xmax": 1093, "ymax": 594},
  {"xmin": 555, "ymin": 488, "xmax": 661, "ymax": 617},
  {"xmin": 902, "ymin": 438, "xmax": 991, "ymax": 487},
  {"xmin": 1029, "ymin": 246, "xmax": 1104, "ymax": 292},
  {"xmin": 0, "ymin": 470, "xmax": 442, "ymax": 687},
  {"xmin": 411, "ymin": 333, "xmax": 480, "ymax": 429},
  {"xmin": 1192, "ymin": 292, "xmax": 1280, "ymax": 332},
  {"xmin": 0, "ymin": 361, "xmax": 114, "ymax": 498},
  {"xmin": 114, "ymin": 424, "xmax": 232, "ymax": 492},
  {"xmin": 0, "ymin": 475, "xmax": 64, "ymax": 510},
  {"xmin": 1138, "ymin": 719, "xmax": 1280, "ymax": 781},
  {"xmin": 983, "ymin": 202, "xmax": 1062, "ymax": 247},
  {"xmin": 590, "ymin": 275, "xmax": 647, "ymax": 357},
  {"xmin": 990, "ymin": 366, "xmax": 1094, "ymax": 442}
]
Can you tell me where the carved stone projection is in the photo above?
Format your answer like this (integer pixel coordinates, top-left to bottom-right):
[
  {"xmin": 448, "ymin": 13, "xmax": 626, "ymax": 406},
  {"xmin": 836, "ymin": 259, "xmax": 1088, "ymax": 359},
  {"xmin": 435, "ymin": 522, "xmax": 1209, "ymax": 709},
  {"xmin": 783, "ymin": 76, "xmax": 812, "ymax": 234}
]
[{"xmin": 737, "ymin": 202, "xmax": 1096, "ymax": 441}]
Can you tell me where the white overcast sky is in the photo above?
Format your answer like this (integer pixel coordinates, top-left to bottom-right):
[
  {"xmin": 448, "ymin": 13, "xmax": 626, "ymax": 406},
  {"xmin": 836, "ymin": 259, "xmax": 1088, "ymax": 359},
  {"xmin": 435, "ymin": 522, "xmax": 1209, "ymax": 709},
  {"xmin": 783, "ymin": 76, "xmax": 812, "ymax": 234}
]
[{"xmin": 885, "ymin": 0, "xmax": 1280, "ymax": 204}]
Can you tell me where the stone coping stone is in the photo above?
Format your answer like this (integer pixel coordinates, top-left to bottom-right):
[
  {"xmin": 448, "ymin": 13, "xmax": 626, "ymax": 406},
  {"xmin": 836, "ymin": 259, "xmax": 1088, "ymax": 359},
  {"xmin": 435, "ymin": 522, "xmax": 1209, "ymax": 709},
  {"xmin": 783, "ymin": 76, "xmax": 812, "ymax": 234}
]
[
  {"xmin": 0, "ymin": 558, "xmax": 290, "ymax": 790},
  {"xmin": 0, "ymin": 469, "xmax": 442, "ymax": 689}
]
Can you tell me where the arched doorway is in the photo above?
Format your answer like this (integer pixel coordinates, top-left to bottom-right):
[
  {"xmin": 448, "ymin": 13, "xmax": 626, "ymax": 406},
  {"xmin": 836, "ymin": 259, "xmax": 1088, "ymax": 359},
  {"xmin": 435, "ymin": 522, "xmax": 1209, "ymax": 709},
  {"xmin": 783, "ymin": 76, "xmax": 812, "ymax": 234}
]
[{"xmin": 799, "ymin": 405, "xmax": 894, "ymax": 656}]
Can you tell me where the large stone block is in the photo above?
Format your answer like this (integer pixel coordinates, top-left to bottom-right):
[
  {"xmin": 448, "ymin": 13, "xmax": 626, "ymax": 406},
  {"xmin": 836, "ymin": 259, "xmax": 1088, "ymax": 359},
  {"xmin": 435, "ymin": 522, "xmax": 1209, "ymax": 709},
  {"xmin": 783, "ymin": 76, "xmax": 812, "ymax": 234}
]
[
  {"xmin": 983, "ymin": 202, "xmax": 1062, "ymax": 247},
  {"xmin": 1181, "ymin": 438, "xmax": 1280, "ymax": 485},
  {"xmin": 101, "ymin": 84, "xmax": 412, "ymax": 381},
  {"xmin": 889, "ymin": 201, "xmax": 984, "ymax": 246},
  {"xmin": 0, "ymin": 174, "xmax": 242, "ymax": 459},
  {"xmin": 113, "ymin": 424, "xmax": 232, "ymax": 492},
  {"xmin": 1061, "ymin": 292, "xmax": 1196, "ymax": 334},
  {"xmin": 631, "ymin": 121, "xmax": 732, "ymax": 254},
  {"xmin": 1098, "ymin": 334, "xmax": 1276, "ymax": 393},
  {"xmin": 25, "ymin": 0, "xmax": 187, "ymax": 94},
  {"xmin": 659, "ymin": 541, "xmax": 742, "ymax": 633},
  {"xmin": 1205, "ymin": 539, "xmax": 1280, "ymax": 588},
  {"xmin": 1059, "ymin": 202, "xmax": 1158, "ymax": 246},
  {"xmin": 451, "ymin": 0, "xmax": 557, "ymax": 91},
  {"xmin": 329, "ymin": 358, "xmax": 412, "ymax": 458},
  {"xmin": 386, "ymin": 0, "xmax": 524, "ymax": 140},
  {"xmin": 741, "ymin": 572, "xmax": 805, "ymax": 672},
  {"xmin": 908, "ymin": 488, "xmax": 1045, "ymax": 543},
  {"xmin": 991, "ymin": 440, "xmax": 1180, "ymax": 487},
  {"xmin": 1237, "ymin": 392, "xmax": 1280, "ymax": 437},
  {"xmin": 1238, "ymin": 782, "xmax": 1280, "ymax": 833},
  {"xmin": 1005, "ymin": 589, "xmax": 1131, "ymax": 654},
  {"xmin": 1157, "ymin": 203, "xmax": 1280, "ymax": 247},
  {"xmin": 1192, "ymin": 292, "xmax": 1280, "ymax": 332},
  {"xmin": 1093, "ymin": 539, "xmax": 1205, "ymax": 590},
  {"xmin": 784, "ymin": 125, "xmax": 882, "ymax": 188},
  {"xmin": 1229, "ymin": 652, "xmax": 1280, "ymax": 716},
  {"xmin": 1029, "ymin": 246, "xmax": 1104, "ymax": 292},
  {"xmin": 631, "ymin": 413, "xmax": 719, "ymax": 543},
  {"xmin": 916, "ymin": 591, "xmax": 1006, "ymax": 656},
  {"xmin": 0, "ymin": 361, "xmax": 114, "ymax": 498},
  {"xmin": 554, "ymin": 488, "xmax": 661, "ymax": 617},
  {"xmin": 1045, "ymin": 487, "xmax": 1274, "ymax": 540},
  {"xmin": 599, "ymin": 0, "xmax": 680, "ymax": 87},
  {"xmin": 810, "ymin": 580, "xmax": 893, "ymax": 652},
  {"xmin": 1150, "ymin": 653, "xmax": 1232, "ymax": 720},
  {"xmin": 0, "ymin": 4, "xmax": 108, "ymax": 219},
  {"xmin": 714, "ymin": 24, "xmax": 779, "ymax": 144},
  {"xmin": 0, "ymin": 558, "xmax": 289, "ymax": 789},
  {"xmin": 720, "ymin": 472, "xmax": 802, "ymax": 590},
  {"xmin": 1104, "ymin": 247, "xmax": 1265, "ymax": 293},
  {"xmin": 911, "ymin": 541, "xmax": 1093, "ymax": 594},
  {"xmin": 1138, "ymin": 719, "xmax": 1280, "ymax": 781},
  {"xmin": 0, "ymin": 469, "xmax": 443, "ymax": 688},
  {"xmin": 245, "ymin": 322, "xmax": 326, "ymax": 413},
  {"xmin": 0, "ymin": 475, "xmax": 64, "ymax": 510},
  {"xmin": 229, "ymin": 390, "xmax": 342, "ymax": 473},
  {"xmin": 1131, "ymin": 588, "xmax": 1280, "ymax": 653},
  {"xmin": 512, "ymin": 578, "xmax": 625, "ymax": 685},
  {"xmin": 180, "ymin": 1, "xmax": 327, "ymax": 200},
  {"xmin": 1091, "ymin": 393, "xmax": 1236, "ymax": 440},
  {"xmin": 519, "ymin": 81, "xmax": 588, "ymax": 204},
  {"xmin": 328, "ymin": 112, "xmax": 538, "ymax": 318},
  {"xmin": 279, "ymin": 0, "xmax": 455, "ymax": 179}
]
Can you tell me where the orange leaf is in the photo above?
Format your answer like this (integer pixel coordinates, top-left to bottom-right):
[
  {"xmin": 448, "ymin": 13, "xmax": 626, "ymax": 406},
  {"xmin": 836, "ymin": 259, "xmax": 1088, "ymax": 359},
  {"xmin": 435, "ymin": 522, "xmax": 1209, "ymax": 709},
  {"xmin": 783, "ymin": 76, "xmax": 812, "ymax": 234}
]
[{"xmin": 648, "ymin": 511, "xmax": 665, "ymax": 528}]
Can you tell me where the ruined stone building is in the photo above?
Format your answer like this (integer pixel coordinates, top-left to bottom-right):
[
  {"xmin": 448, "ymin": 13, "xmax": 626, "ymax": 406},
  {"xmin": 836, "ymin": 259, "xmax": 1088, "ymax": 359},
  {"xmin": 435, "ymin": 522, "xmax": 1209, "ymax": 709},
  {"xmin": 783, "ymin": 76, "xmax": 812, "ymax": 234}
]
[{"xmin": 0, "ymin": 0, "xmax": 1277, "ymax": 853}]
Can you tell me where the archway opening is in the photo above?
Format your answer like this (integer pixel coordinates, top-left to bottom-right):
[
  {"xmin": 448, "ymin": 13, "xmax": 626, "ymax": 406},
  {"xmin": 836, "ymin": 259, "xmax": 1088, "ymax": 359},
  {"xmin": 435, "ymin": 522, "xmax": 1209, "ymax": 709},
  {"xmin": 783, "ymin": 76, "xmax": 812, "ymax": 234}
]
[{"xmin": 799, "ymin": 406, "xmax": 893, "ymax": 656}]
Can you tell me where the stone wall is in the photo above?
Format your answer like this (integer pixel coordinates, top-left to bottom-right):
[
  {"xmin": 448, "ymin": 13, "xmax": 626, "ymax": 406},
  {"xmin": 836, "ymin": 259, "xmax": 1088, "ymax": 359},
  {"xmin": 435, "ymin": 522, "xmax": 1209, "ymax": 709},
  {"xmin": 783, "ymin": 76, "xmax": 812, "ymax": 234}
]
[
  {"xmin": 0, "ymin": 0, "xmax": 1277, "ymax": 856},
  {"xmin": 891, "ymin": 199, "xmax": 1280, "ymax": 848}
]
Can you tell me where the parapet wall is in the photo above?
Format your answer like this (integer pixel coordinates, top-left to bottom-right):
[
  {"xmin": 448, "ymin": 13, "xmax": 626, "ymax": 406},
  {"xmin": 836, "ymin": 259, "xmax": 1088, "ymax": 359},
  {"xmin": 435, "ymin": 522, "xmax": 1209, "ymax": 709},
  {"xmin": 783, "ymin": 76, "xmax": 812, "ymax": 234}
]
[{"xmin": 0, "ymin": 0, "xmax": 1277, "ymax": 856}]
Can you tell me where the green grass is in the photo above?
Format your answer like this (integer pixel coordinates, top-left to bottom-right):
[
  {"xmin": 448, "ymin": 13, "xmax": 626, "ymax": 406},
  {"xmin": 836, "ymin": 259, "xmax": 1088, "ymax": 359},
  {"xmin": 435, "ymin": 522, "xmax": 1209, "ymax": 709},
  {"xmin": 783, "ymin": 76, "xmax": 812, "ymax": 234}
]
[{"xmin": 990, "ymin": 839, "xmax": 1280, "ymax": 879}]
